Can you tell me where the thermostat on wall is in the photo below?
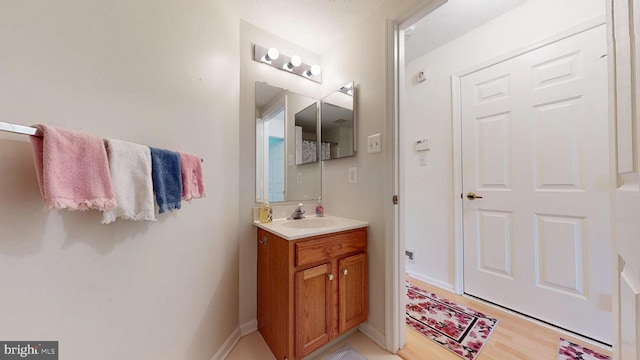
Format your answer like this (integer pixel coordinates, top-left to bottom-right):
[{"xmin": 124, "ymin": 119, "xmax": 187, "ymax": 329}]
[{"xmin": 416, "ymin": 138, "xmax": 430, "ymax": 151}]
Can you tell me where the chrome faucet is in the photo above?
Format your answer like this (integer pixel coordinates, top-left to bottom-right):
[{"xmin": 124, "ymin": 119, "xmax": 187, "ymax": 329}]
[{"xmin": 287, "ymin": 203, "xmax": 306, "ymax": 220}]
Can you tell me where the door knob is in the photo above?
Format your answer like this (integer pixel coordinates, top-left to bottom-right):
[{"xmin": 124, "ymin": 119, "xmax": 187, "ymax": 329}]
[
  {"xmin": 466, "ymin": 192, "xmax": 484, "ymax": 200},
  {"xmin": 343, "ymin": 269, "xmax": 348, "ymax": 276},
  {"xmin": 328, "ymin": 274, "xmax": 334, "ymax": 281}
]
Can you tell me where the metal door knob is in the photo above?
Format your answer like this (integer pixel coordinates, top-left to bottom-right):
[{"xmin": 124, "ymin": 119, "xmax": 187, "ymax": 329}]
[
  {"xmin": 466, "ymin": 192, "xmax": 484, "ymax": 200},
  {"xmin": 343, "ymin": 269, "xmax": 348, "ymax": 276},
  {"xmin": 328, "ymin": 274, "xmax": 334, "ymax": 281}
]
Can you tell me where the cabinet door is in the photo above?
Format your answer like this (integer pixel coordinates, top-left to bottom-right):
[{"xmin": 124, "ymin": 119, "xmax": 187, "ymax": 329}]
[
  {"xmin": 295, "ymin": 263, "xmax": 333, "ymax": 358},
  {"xmin": 257, "ymin": 230, "xmax": 290, "ymax": 360},
  {"xmin": 338, "ymin": 253, "xmax": 367, "ymax": 334},
  {"xmin": 257, "ymin": 230, "xmax": 270, "ymax": 332}
]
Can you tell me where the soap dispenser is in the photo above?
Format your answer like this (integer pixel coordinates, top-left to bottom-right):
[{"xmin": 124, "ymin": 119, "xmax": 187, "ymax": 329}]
[
  {"xmin": 259, "ymin": 201, "xmax": 273, "ymax": 223},
  {"xmin": 315, "ymin": 197, "xmax": 324, "ymax": 217}
]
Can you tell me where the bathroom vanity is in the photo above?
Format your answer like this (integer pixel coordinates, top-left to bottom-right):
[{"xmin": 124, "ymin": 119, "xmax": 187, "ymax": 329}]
[{"xmin": 254, "ymin": 216, "xmax": 368, "ymax": 360}]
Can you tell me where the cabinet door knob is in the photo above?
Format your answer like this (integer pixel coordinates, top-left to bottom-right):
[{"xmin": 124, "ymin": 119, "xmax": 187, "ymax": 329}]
[
  {"xmin": 259, "ymin": 236, "xmax": 268, "ymax": 245},
  {"xmin": 328, "ymin": 274, "xmax": 334, "ymax": 281},
  {"xmin": 343, "ymin": 269, "xmax": 348, "ymax": 276}
]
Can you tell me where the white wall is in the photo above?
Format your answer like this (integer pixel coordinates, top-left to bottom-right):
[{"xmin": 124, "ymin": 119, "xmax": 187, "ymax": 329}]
[
  {"xmin": 238, "ymin": 20, "xmax": 322, "ymax": 331},
  {"xmin": 320, "ymin": 0, "xmax": 419, "ymax": 341},
  {"xmin": 238, "ymin": 0, "xmax": 421, "ymax": 343},
  {"xmin": 402, "ymin": 0, "xmax": 605, "ymax": 289},
  {"xmin": 0, "ymin": 1, "xmax": 240, "ymax": 359}
]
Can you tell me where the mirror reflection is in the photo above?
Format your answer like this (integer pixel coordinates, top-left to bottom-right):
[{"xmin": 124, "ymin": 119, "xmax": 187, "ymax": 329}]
[
  {"xmin": 255, "ymin": 82, "xmax": 321, "ymax": 203},
  {"xmin": 294, "ymin": 103, "xmax": 319, "ymax": 165},
  {"xmin": 321, "ymin": 81, "xmax": 355, "ymax": 160}
]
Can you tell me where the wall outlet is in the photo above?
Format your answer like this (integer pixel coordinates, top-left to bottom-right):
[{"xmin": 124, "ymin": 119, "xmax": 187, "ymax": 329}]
[
  {"xmin": 348, "ymin": 167, "xmax": 358, "ymax": 184},
  {"xmin": 419, "ymin": 152, "xmax": 427, "ymax": 166},
  {"xmin": 405, "ymin": 250, "xmax": 415, "ymax": 264}
]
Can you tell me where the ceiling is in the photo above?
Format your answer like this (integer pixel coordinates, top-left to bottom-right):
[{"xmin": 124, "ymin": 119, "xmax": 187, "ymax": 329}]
[
  {"xmin": 228, "ymin": 0, "xmax": 386, "ymax": 55},
  {"xmin": 404, "ymin": 0, "xmax": 527, "ymax": 63},
  {"xmin": 229, "ymin": 0, "xmax": 527, "ymax": 63}
]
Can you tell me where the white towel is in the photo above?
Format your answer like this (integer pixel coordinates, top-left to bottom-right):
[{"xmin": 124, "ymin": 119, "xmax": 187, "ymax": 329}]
[{"xmin": 101, "ymin": 139, "xmax": 156, "ymax": 224}]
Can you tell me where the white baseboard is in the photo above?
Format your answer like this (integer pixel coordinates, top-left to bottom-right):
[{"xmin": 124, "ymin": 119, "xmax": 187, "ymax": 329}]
[
  {"xmin": 406, "ymin": 270, "xmax": 456, "ymax": 293},
  {"xmin": 240, "ymin": 319, "xmax": 258, "ymax": 336},
  {"xmin": 358, "ymin": 322, "xmax": 386, "ymax": 350},
  {"xmin": 210, "ymin": 326, "xmax": 241, "ymax": 360}
]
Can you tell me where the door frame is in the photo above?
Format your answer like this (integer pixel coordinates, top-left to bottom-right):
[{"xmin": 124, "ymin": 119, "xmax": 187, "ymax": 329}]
[
  {"xmin": 386, "ymin": 9, "xmax": 610, "ymax": 353},
  {"xmin": 385, "ymin": 1, "xmax": 447, "ymax": 353},
  {"xmin": 450, "ymin": 16, "xmax": 607, "ymax": 295}
]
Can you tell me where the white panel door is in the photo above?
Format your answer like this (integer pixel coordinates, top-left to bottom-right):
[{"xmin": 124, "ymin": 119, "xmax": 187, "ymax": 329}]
[
  {"xmin": 610, "ymin": 0, "xmax": 640, "ymax": 358},
  {"xmin": 461, "ymin": 25, "xmax": 611, "ymax": 343}
]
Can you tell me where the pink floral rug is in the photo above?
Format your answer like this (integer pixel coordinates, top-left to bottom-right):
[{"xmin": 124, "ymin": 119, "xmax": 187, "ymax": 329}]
[
  {"xmin": 406, "ymin": 282, "xmax": 498, "ymax": 360},
  {"xmin": 557, "ymin": 338, "xmax": 611, "ymax": 360}
]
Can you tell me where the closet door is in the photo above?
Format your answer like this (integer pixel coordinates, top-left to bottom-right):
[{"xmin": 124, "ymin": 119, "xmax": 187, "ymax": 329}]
[{"xmin": 461, "ymin": 24, "xmax": 611, "ymax": 343}]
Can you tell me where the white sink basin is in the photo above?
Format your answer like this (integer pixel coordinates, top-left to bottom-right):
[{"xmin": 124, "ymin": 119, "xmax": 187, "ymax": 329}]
[
  {"xmin": 254, "ymin": 215, "xmax": 368, "ymax": 240},
  {"xmin": 280, "ymin": 218, "xmax": 338, "ymax": 229}
]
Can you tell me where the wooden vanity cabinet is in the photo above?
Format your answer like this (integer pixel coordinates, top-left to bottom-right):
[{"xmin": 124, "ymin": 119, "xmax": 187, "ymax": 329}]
[{"xmin": 257, "ymin": 227, "xmax": 368, "ymax": 360}]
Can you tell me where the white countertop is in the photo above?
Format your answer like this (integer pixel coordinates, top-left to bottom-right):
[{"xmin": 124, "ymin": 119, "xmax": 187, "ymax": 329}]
[{"xmin": 253, "ymin": 215, "xmax": 368, "ymax": 240}]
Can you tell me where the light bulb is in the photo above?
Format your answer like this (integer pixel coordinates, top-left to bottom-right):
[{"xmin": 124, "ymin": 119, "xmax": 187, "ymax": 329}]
[
  {"xmin": 264, "ymin": 47, "xmax": 279, "ymax": 62},
  {"xmin": 290, "ymin": 55, "xmax": 302, "ymax": 67},
  {"xmin": 284, "ymin": 55, "xmax": 302, "ymax": 71},
  {"xmin": 306, "ymin": 64, "xmax": 321, "ymax": 77}
]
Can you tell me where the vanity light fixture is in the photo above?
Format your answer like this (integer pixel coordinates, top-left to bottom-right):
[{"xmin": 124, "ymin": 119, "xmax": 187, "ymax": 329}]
[
  {"xmin": 253, "ymin": 44, "xmax": 321, "ymax": 83},
  {"xmin": 339, "ymin": 82, "xmax": 354, "ymax": 96}
]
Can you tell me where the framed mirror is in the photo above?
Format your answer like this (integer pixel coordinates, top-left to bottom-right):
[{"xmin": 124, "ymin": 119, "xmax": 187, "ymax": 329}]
[
  {"xmin": 320, "ymin": 81, "xmax": 355, "ymax": 160},
  {"xmin": 255, "ymin": 82, "xmax": 321, "ymax": 203}
]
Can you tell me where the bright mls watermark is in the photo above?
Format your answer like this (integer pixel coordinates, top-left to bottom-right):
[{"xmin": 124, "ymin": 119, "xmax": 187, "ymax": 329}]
[{"xmin": 0, "ymin": 342, "xmax": 57, "ymax": 359}]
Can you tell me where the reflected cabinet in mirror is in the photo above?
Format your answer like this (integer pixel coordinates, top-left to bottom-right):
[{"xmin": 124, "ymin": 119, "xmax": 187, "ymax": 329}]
[
  {"xmin": 255, "ymin": 82, "xmax": 321, "ymax": 203},
  {"xmin": 321, "ymin": 81, "xmax": 355, "ymax": 160}
]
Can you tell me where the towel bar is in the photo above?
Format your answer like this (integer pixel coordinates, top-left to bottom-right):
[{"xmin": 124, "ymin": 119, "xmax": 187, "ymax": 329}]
[
  {"xmin": 0, "ymin": 121, "xmax": 40, "ymax": 136},
  {"xmin": 0, "ymin": 121, "xmax": 203, "ymax": 162}
]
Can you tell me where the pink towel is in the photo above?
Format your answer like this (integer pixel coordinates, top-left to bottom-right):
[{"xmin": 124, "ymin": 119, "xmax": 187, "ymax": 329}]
[
  {"xmin": 30, "ymin": 124, "xmax": 117, "ymax": 211},
  {"xmin": 179, "ymin": 152, "xmax": 205, "ymax": 201}
]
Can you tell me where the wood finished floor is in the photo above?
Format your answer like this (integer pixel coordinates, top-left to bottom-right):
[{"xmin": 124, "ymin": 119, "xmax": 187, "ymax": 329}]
[{"xmin": 397, "ymin": 276, "xmax": 612, "ymax": 360}]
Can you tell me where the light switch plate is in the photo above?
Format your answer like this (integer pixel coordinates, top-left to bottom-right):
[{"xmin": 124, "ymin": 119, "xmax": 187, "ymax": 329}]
[{"xmin": 367, "ymin": 133, "xmax": 381, "ymax": 154}]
